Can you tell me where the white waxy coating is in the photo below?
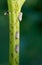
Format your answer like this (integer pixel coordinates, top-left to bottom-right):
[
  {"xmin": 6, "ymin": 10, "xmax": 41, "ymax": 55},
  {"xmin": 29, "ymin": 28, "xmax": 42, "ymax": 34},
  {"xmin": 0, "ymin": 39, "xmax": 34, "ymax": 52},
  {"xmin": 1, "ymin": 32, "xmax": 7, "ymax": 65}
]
[
  {"xmin": 15, "ymin": 32, "xmax": 19, "ymax": 39},
  {"xmin": 18, "ymin": 12, "xmax": 23, "ymax": 21},
  {"xmin": 15, "ymin": 45, "xmax": 19, "ymax": 53}
]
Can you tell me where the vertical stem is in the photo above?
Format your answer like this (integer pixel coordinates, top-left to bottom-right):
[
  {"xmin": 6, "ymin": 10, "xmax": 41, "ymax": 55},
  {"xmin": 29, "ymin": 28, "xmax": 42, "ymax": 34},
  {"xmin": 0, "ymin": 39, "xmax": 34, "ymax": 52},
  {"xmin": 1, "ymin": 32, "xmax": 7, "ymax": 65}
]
[{"xmin": 7, "ymin": 0, "xmax": 25, "ymax": 65}]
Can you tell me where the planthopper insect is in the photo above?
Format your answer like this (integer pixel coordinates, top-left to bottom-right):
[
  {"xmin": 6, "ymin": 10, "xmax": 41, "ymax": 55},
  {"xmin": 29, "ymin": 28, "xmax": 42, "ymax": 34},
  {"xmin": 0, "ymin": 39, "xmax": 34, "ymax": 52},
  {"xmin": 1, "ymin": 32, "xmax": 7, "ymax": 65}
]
[{"xmin": 4, "ymin": 11, "xmax": 23, "ymax": 22}]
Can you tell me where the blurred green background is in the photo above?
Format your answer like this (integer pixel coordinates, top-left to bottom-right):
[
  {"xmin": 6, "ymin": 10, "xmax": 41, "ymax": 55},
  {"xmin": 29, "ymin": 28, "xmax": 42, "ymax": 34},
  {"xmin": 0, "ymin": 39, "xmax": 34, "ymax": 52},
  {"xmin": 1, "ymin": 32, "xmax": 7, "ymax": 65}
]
[{"xmin": 0, "ymin": 0, "xmax": 42, "ymax": 65}]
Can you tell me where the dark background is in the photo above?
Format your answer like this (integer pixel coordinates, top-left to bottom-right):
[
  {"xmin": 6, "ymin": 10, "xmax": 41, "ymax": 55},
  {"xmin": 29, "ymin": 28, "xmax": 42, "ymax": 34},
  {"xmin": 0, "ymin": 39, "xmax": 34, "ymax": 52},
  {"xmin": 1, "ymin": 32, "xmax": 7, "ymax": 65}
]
[{"xmin": 0, "ymin": 0, "xmax": 42, "ymax": 65}]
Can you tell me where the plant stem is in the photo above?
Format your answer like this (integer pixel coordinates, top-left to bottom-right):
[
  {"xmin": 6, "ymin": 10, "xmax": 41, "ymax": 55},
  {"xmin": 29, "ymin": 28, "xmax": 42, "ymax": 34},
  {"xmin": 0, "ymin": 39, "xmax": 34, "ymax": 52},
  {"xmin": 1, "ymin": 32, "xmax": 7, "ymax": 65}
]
[{"xmin": 7, "ymin": 0, "xmax": 25, "ymax": 65}]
